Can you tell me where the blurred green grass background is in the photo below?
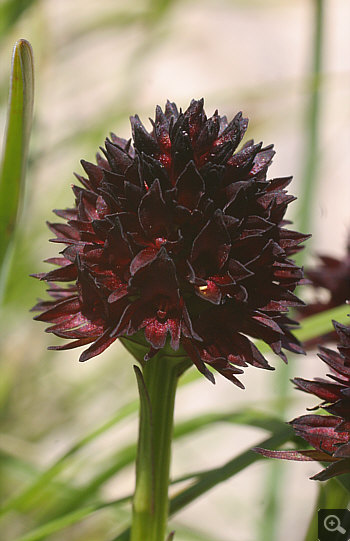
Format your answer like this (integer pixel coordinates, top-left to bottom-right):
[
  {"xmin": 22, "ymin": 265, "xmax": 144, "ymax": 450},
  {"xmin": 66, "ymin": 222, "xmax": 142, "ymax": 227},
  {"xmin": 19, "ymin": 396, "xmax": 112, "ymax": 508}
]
[{"xmin": 0, "ymin": 1, "xmax": 350, "ymax": 540}]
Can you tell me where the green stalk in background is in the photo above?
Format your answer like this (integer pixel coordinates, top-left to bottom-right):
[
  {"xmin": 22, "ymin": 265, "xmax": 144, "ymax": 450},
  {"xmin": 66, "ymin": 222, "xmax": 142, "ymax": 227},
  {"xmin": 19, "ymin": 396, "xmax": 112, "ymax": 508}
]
[
  {"xmin": 296, "ymin": 0, "xmax": 324, "ymax": 254},
  {"xmin": 0, "ymin": 39, "xmax": 34, "ymax": 300},
  {"xmin": 260, "ymin": 2, "xmax": 325, "ymax": 540}
]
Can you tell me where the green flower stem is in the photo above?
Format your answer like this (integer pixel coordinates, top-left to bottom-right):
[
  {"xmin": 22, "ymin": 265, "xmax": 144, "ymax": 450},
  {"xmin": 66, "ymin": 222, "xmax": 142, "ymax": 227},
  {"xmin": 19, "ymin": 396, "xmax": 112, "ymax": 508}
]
[{"xmin": 131, "ymin": 354, "xmax": 180, "ymax": 541}]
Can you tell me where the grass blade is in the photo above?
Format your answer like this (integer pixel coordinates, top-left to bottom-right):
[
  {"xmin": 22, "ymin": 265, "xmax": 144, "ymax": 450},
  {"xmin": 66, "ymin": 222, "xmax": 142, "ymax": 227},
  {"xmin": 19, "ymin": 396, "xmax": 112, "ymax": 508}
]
[
  {"xmin": 14, "ymin": 496, "xmax": 130, "ymax": 541},
  {"xmin": 0, "ymin": 39, "xmax": 34, "ymax": 292},
  {"xmin": 0, "ymin": 400, "xmax": 137, "ymax": 515},
  {"xmin": 0, "ymin": 365, "xmax": 197, "ymax": 516}
]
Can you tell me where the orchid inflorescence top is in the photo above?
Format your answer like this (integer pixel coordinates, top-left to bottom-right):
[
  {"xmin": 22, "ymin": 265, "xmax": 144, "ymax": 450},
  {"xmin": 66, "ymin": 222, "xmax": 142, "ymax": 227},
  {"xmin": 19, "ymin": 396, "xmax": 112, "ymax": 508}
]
[{"xmin": 33, "ymin": 99, "xmax": 308, "ymax": 387}]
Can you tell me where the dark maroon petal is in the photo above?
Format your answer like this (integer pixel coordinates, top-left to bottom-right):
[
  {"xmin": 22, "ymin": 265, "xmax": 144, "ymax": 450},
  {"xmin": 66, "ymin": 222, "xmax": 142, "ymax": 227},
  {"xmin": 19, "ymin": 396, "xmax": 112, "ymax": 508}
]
[
  {"xmin": 279, "ymin": 229, "xmax": 311, "ymax": 251},
  {"xmin": 248, "ymin": 146, "xmax": 275, "ymax": 179},
  {"xmin": 53, "ymin": 208, "xmax": 78, "ymax": 220},
  {"xmin": 251, "ymin": 313, "xmax": 284, "ymax": 335},
  {"xmin": 171, "ymin": 116, "xmax": 194, "ymax": 177},
  {"xmin": 154, "ymin": 105, "xmax": 171, "ymax": 152},
  {"xmin": 191, "ymin": 210, "xmax": 231, "ymax": 273},
  {"xmin": 334, "ymin": 320, "xmax": 350, "ymax": 355},
  {"xmin": 130, "ymin": 246, "xmax": 179, "ymax": 292},
  {"xmin": 45, "ymin": 313, "xmax": 87, "ymax": 333},
  {"xmin": 182, "ymin": 338, "xmax": 215, "ymax": 384},
  {"xmin": 293, "ymin": 377, "xmax": 343, "ymax": 403},
  {"xmin": 79, "ymin": 329, "xmax": 117, "ymax": 362},
  {"xmin": 49, "ymin": 323, "xmax": 102, "ymax": 339},
  {"xmin": 140, "ymin": 153, "xmax": 171, "ymax": 192},
  {"xmin": 175, "ymin": 161, "xmax": 204, "ymax": 210},
  {"xmin": 194, "ymin": 113, "xmax": 220, "ymax": 156},
  {"xmin": 290, "ymin": 414, "xmax": 349, "ymax": 455},
  {"xmin": 47, "ymin": 222, "xmax": 80, "ymax": 241},
  {"xmin": 129, "ymin": 247, "xmax": 158, "ymax": 276},
  {"xmin": 228, "ymin": 259, "xmax": 254, "ymax": 281},
  {"xmin": 104, "ymin": 222, "xmax": 133, "ymax": 267},
  {"xmin": 184, "ymin": 98, "xmax": 205, "ymax": 142},
  {"xmin": 143, "ymin": 318, "xmax": 170, "ymax": 350},
  {"xmin": 254, "ymin": 448, "xmax": 322, "ymax": 462},
  {"xmin": 33, "ymin": 297, "xmax": 81, "ymax": 323},
  {"xmin": 138, "ymin": 179, "xmax": 170, "ymax": 238},
  {"xmin": 333, "ymin": 442, "xmax": 350, "ymax": 458},
  {"xmin": 104, "ymin": 139, "xmax": 133, "ymax": 175},
  {"xmin": 164, "ymin": 100, "xmax": 179, "ymax": 121},
  {"xmin": 48, "ymin": 337, "xmax": 96, "ymax": 351},
  {"xmin": 213, "ymin": 111, "xmax": 248, "ymax": 157},
  {"xmin": 131, "ymin": 115, "xmax": 159, "ymax": 157},
  {"xmin": 35, "ymin": 263, "xmax": 78, "ymax": 283},
  {"xmin": 230, "ymin": 333, "xmax": 273, "ymax": 370},
  {"xmin": 225, "ymin": 143, "xmax": 262, "ymax": 183},
  {"xmin": 325, "ymin": 400, "xmax": 350, "ymax": 420},
  {"xmin": 209, "ymin": 361, "xmax": 245, "ymax": 389},
  {"xmin": 311, "ymin": 459, "xmax": 350, "ymax": 481},
  {"xmin": 108, "ymin": 284, "xmax": 129, "ymax": 303},
  {"xmin": 80, "ymin": 160, "xmax": 104, "ymax": 191},
  {"xmin": 96, "ymin": 151, "xmax": 110, "ymax": 170}
]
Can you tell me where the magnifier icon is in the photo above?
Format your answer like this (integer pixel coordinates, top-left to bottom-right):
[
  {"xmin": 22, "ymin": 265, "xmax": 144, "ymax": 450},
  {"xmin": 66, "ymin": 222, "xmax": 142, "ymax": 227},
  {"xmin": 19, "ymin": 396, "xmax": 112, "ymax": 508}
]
[{"xmin": 324, "ymin": 514, "xmax": 346, "ymax": 535}]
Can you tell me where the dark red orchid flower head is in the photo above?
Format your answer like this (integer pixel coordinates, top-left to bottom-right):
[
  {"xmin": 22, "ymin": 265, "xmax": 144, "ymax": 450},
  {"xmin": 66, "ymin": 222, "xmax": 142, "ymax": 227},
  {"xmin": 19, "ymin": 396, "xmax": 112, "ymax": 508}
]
[
  {"xmin": 255, "ymin": 319, "xmax": 350, "ymax": 480},
  {"xmin": 32, "ymin": 98, "xmax": 308, "ymax": 387}
]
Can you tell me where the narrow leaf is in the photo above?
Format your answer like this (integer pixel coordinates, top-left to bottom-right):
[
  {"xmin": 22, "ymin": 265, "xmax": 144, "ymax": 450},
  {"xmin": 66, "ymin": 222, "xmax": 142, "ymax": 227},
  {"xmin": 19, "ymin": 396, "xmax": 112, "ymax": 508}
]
[
  {"xmin": 0, "ymin": 400, "xmax": 137, "ymax": 515},
  {"xmin": 0, "ymin": 39, "xmax": 34, "ymax": 289},
  {"xmin": 0, "ymin": 364, "xmax": 198, "ymax": 517},
  {"xmin": 13, "ymin": 496, "xmax": 130, "ymax": 541}
]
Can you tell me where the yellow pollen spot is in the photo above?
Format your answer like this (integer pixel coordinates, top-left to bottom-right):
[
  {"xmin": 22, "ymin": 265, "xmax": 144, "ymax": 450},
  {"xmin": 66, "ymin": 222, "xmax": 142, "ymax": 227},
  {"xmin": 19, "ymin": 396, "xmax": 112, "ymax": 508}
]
[{"xmin": 199, "ymin": 285, "xmax": 208, "ymax": 292}]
